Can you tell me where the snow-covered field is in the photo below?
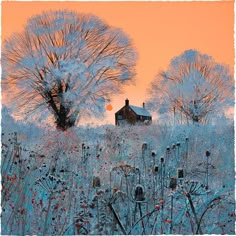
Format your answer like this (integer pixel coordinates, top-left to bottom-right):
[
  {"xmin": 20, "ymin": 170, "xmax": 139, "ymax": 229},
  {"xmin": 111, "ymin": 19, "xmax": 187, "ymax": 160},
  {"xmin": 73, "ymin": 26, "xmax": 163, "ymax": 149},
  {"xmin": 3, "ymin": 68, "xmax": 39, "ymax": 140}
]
[{"xmin": 1, "ymin": 113, "xmax": 235, "ymax": 235}]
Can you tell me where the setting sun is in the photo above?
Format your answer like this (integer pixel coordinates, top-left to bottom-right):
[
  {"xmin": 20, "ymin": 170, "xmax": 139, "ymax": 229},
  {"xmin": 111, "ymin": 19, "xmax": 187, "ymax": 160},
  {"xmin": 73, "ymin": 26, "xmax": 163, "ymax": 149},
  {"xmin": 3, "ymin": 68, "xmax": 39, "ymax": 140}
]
[{"xmin": 106, "ymin": 104, "xmax": 113, "ymax": 111}]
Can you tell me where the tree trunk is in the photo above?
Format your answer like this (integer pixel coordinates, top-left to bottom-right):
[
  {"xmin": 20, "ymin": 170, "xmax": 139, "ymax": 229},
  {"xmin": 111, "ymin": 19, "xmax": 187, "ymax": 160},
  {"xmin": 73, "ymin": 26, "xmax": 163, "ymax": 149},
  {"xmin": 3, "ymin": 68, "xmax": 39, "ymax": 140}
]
[{"xmin": 55, "ymin": 104, "xmax": 76, "ymax": 131}]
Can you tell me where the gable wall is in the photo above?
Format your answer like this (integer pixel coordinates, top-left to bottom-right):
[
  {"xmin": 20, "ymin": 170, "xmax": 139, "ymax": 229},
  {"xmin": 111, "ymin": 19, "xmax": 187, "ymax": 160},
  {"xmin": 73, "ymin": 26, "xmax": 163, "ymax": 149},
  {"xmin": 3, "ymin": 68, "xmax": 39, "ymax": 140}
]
[{"xmin": 115, "ymin": 106, "xmax": 138, "ymax": 125}]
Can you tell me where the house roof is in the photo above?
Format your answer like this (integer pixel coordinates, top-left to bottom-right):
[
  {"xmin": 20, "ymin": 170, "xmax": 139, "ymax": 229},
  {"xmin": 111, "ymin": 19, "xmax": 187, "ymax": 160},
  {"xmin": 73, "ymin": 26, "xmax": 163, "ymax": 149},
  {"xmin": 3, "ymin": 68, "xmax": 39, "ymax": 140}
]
[{"xmin": 129, "ymin": 105, "xmax": 151, "ymax": 117}]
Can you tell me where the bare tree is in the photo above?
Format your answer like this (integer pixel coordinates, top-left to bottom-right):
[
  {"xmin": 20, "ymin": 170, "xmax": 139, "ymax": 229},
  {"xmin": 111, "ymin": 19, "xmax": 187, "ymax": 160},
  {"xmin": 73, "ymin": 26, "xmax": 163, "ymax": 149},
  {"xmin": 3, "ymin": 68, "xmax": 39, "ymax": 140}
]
[
  {"xmin": 2, "ymin": 10, "xmax": 137, "ymax": 130},
  {"xmin": 147, "ymin": 50, "xmax": 233, "ymax": 124}
]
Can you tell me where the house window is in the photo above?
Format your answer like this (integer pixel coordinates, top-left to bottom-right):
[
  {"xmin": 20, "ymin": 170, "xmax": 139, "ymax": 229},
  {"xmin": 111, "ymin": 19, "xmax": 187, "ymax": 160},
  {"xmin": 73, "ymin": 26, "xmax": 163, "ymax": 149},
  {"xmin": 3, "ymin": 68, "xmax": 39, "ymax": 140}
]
[{"xmin": 118, "ymin": 115, "xmax": 123, "ymax": 119}]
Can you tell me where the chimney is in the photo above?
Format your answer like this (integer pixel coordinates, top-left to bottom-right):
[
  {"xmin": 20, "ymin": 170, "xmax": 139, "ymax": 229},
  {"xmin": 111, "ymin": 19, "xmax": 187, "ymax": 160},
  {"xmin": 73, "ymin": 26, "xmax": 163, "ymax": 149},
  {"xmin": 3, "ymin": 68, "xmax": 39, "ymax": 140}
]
[
  {"xmin": 143, "ymin": 102, "xmax": 145, "ymax": 109},
  {"xmin": 125, "ymin": 99, "xmax": 129, "ymax": 106}
]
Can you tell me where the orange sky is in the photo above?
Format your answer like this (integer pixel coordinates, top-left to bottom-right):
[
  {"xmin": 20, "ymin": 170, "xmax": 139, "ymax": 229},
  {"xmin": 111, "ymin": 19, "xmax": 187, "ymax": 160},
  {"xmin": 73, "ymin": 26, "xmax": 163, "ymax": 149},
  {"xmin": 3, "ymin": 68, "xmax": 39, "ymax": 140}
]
[{"xmin": 2, "ymin": 1, "xmax": 234, "ymax": 125}]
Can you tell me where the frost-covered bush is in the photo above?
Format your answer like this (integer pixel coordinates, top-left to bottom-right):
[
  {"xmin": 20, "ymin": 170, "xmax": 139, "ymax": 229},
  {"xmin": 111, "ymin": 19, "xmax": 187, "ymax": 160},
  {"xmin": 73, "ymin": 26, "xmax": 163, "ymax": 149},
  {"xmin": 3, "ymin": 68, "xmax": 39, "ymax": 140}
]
[{"xmin": 1, "ymin": 114, "xmax": 234, "ymax": 234}]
